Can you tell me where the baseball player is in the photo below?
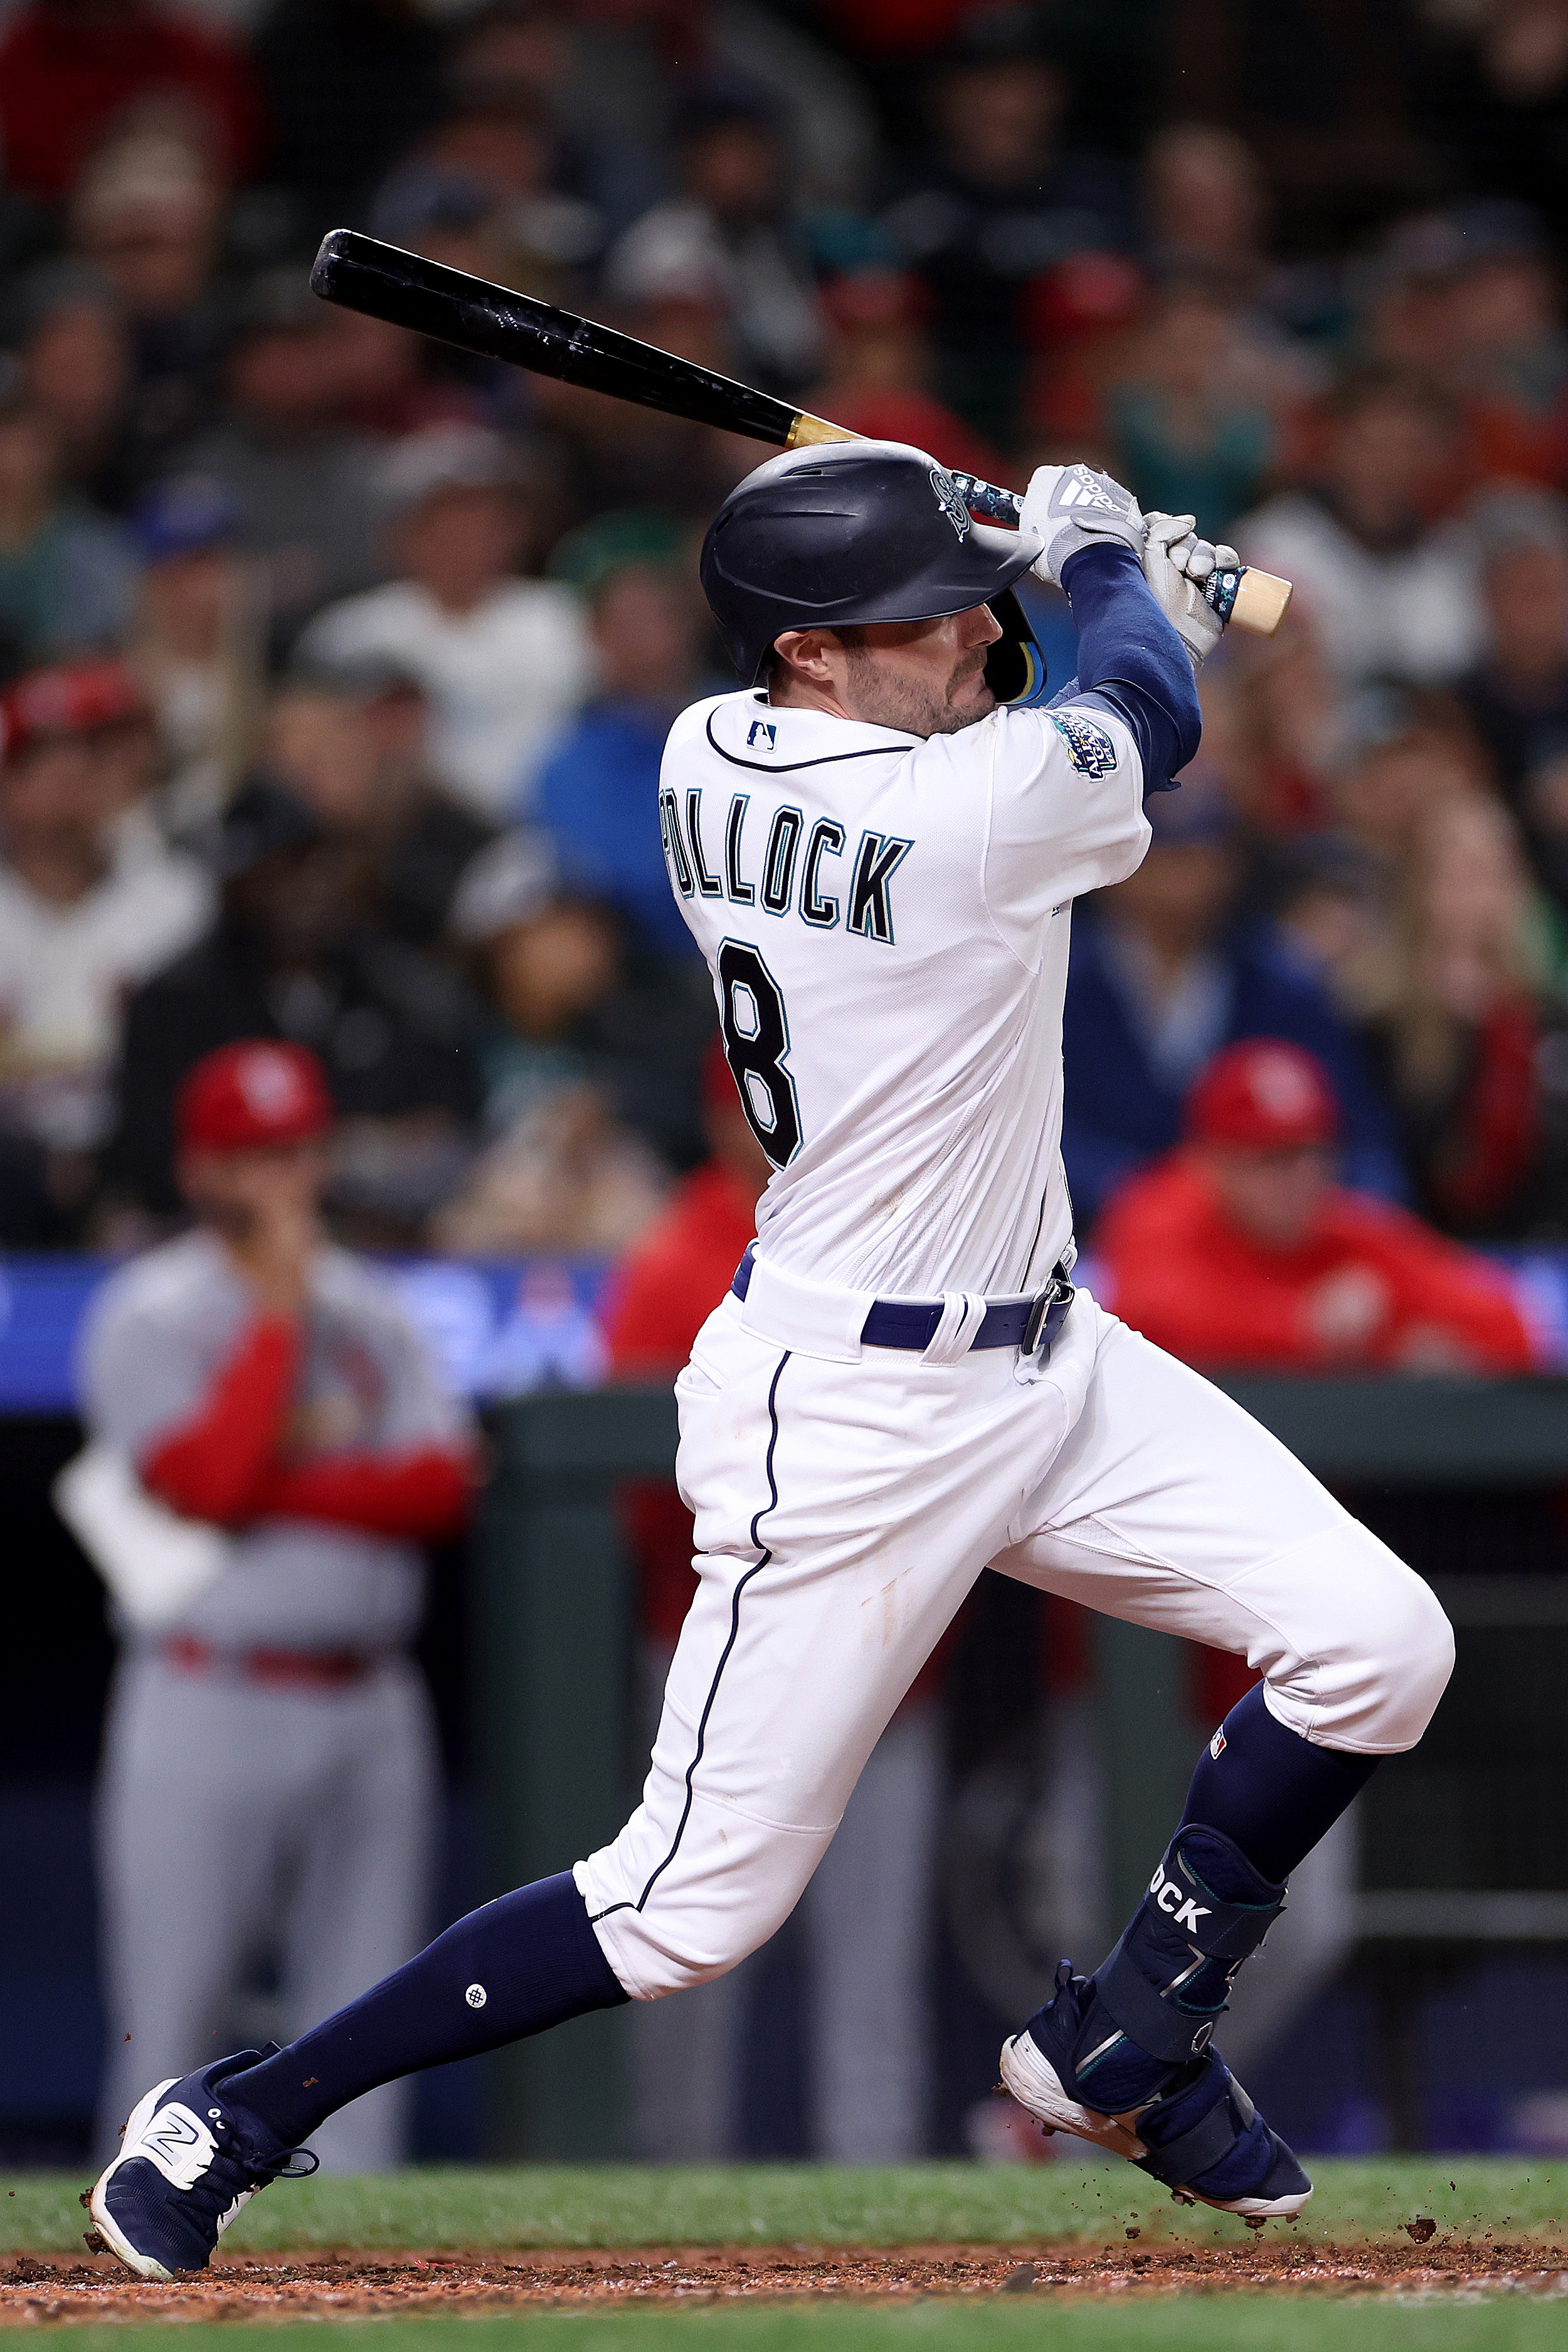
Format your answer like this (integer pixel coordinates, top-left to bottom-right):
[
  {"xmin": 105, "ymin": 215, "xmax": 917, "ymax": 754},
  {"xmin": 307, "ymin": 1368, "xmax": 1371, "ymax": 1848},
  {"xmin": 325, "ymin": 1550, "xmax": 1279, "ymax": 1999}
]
[
  {"xmin": 90, "ymin": 446, "xmax": 1454, "ymax": 2275},
  {"xmin": 80, "ymin": 1041, "xmax": 475, "ymax": 2173}
]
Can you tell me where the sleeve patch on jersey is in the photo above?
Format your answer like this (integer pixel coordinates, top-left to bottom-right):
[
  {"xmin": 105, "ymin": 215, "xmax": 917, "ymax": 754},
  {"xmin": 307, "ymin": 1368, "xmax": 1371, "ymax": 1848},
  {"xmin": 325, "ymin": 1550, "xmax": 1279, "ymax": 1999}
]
[{"xmin": 1049, "ymin": 709, "xmax": 1118, "ymax": 777}]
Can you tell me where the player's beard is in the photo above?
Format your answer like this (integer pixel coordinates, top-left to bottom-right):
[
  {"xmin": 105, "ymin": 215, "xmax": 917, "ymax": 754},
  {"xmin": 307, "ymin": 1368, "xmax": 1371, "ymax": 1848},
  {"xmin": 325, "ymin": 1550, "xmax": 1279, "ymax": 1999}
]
[{"xmin": 842, "ymin": 644, "xmax": 995, "ymax": 738}]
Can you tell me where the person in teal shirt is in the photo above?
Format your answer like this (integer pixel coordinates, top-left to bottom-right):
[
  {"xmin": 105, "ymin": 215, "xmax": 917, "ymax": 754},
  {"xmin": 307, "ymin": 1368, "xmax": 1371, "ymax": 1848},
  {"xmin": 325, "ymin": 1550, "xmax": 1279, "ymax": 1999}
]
[
  {"xmin": 1104, "ymin": 280, "xmax": 1278, "ymax": 539},
  {"xmin": 0, "ymin": 395, "xmax": 136, "ymax": 671}
]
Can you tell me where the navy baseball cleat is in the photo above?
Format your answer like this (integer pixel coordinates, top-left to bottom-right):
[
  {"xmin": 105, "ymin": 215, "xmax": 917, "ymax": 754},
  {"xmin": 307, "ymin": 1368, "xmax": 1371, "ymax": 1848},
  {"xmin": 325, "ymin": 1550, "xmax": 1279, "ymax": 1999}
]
[
  {"xmin": 1000, "ymin": 1963, "xmax": 1311, "ymax": 2218},
  {"xmin": 88, "ymin": 2050, "xmax": 317, "ymax": 2279}
]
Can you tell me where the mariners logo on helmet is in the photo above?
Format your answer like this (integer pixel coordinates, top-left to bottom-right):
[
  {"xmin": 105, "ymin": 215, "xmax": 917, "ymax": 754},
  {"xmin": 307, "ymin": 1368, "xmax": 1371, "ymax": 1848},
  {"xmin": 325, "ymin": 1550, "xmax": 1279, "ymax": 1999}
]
[
  {"xmin": 929, "ymin": 466, "xmax": 972, "ymax": 543},
  {"xmin": 1050, "ymin": 711, "xmax": 1118, "ymax": 778}
]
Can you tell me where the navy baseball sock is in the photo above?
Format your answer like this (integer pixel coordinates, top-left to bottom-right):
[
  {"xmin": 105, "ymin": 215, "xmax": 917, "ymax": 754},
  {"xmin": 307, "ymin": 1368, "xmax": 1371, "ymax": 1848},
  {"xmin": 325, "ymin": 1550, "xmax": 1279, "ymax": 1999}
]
[
  {"xmin": 220, "ymin": 1873, "xmax": 628, "ymax": 2146},
  {"xmin": 1180, "ymin": 1682, "xmax": 1377, "ymax": 1882}
]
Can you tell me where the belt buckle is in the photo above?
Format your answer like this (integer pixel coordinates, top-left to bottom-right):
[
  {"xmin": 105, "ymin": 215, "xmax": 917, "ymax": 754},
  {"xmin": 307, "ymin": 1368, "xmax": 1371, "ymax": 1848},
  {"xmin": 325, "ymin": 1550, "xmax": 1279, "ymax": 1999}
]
[{"xmin": 1021, "ymin": 1270, "xmax": 1074, "ymax": 1357}]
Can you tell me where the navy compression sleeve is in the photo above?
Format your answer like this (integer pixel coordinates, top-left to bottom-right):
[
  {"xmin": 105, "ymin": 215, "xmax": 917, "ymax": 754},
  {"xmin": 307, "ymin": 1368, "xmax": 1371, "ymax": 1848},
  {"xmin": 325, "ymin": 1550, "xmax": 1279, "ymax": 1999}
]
[{"xmin": 1055, "ymin": 541, "xmax": 1201, "ymax": 792}]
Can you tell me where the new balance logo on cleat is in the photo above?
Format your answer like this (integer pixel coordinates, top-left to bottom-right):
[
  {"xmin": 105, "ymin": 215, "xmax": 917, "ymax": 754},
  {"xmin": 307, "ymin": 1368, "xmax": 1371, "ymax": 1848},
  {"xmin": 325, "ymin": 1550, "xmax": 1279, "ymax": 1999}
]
[{"xmin": 130, "ymin": 2102, "xmax": 217, "ymax": 2191}]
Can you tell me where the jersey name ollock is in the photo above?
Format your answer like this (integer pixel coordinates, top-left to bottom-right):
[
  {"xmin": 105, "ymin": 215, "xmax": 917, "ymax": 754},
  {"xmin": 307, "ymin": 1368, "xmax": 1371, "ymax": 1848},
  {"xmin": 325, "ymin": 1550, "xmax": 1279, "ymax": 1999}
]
[{"xmin": 660, "ymin": 784, "xmax": 912, "ymax": 943}]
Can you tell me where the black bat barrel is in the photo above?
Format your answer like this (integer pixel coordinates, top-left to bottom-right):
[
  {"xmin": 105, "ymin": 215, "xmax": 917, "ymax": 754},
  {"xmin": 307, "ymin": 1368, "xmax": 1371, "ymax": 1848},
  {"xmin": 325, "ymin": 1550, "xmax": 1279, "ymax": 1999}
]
[
  {"xmin": 311, "ymin": 231, "xmax": 1059, "ymax": 547},
  {"xmin": 312, "ymin": 236, "xmax": 1285, "ymax": 627},
  {"xmin": 311, "ymin": 228, "xmax": 800, "ymax": 447}
]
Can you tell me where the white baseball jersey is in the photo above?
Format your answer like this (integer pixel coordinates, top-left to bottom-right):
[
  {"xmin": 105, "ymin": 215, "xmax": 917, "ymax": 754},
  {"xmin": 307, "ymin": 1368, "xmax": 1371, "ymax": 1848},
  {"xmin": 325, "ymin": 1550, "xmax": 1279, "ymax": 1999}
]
[
  {"xmin": 581, "ymin": 652, "xmax": 1449, "ymax": 2043},
  {"xmin": 658, "ymin": 686, "xmax": 1151, "ymax": 1296}
]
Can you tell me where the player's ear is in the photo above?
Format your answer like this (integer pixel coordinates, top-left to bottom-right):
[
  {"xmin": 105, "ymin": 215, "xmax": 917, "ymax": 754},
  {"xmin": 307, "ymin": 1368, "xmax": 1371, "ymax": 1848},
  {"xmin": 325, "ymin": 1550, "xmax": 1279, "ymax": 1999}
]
[{"xmin": 772, "ymin": 628, "xmax": 834, "ymax": 683}]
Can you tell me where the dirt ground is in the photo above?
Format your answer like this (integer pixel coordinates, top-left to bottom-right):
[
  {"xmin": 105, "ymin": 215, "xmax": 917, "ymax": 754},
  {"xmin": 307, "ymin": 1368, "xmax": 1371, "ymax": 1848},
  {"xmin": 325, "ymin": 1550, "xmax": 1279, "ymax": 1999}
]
[{"xmin": 6, "ymin": 2238, "xmax": 1568, "ymax": 2321}]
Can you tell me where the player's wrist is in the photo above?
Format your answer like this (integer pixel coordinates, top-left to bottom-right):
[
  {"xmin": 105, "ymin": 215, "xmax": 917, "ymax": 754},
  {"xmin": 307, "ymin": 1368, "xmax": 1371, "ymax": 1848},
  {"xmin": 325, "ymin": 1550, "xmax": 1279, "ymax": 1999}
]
[{"xmin": 1058, "ymin": 539, "xmax": 1144, "ymax": 595}]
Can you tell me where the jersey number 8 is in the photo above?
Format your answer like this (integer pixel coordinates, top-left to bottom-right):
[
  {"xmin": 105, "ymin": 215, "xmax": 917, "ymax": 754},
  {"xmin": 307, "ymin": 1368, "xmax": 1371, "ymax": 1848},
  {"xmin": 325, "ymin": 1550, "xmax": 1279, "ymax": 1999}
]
[{"xmin": 718, "ymin": 940, "xmax": 802, "ymax": 1168}]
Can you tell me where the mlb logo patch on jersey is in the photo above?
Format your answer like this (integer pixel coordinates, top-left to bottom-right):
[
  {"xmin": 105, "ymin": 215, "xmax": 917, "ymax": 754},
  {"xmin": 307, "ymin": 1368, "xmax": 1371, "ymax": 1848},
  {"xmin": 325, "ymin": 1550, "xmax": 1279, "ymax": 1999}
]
[
  {"xmin": 746, "ymin": 719, "xmax": 778, "ymax": 750},
  {"xmin": 1050, "ymin": 710, "xmax": 1118, "ymax": 778}
]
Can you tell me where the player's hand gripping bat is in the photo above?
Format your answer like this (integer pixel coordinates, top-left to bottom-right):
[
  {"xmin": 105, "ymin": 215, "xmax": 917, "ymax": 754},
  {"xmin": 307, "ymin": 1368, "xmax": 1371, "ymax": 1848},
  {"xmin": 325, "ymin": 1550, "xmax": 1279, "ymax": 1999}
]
[{"xmin": 310, "ymin": 229, "xmax": 1293, "ymax": 636}]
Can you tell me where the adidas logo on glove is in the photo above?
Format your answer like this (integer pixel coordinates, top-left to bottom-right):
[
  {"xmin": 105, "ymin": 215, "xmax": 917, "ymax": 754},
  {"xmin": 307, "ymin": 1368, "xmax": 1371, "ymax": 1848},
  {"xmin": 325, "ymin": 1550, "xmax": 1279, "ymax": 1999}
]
[{"xmin": 1053, "ymin": 465, "xmax": 1131, "ymax": 515}]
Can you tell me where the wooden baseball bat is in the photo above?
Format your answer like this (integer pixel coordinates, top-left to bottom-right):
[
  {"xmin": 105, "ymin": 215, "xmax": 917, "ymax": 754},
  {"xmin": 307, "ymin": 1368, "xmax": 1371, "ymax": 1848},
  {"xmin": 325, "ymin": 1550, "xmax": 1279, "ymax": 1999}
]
[{"xmin": 310, "ymin": 228, "xmax": 1292, "ymax": 636}]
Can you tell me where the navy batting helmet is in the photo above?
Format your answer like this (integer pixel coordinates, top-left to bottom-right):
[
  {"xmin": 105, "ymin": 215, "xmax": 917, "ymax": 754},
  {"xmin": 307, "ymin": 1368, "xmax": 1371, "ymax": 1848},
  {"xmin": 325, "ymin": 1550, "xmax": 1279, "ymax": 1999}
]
[{"xmin": 700, "ymin": 440, "xmax": 1048, "ymax": 702}]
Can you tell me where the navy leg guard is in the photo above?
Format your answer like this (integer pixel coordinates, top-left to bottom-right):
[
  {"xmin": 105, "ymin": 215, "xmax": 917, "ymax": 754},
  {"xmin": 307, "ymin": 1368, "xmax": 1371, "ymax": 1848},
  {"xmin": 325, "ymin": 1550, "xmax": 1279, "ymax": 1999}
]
[{"xmin": 1093, "ymin": 1826, "xmax": 1285, "ymax": 2069}]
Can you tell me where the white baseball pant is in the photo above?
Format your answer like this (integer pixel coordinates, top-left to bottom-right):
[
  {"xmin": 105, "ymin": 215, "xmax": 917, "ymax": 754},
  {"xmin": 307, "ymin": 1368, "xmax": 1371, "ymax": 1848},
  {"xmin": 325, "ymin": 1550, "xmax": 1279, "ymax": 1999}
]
[{"xmin": 578, "ymin": 1281, "xmax": 1453, "ymax": 2003}]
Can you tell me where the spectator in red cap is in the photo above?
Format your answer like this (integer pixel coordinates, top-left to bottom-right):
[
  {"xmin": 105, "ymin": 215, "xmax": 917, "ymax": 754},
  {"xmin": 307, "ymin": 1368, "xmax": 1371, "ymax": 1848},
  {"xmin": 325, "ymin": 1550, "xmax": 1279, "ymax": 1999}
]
[
  {"xmin": 0, "ymin": 658, "xmax": 212, "ymax": 1199},
  {"xmin": 176, "ymin": 1035, "xmax": 334, "ymax": 1156},
  {"xmin": 603, "ymin": 1045, "xmax": 945, "ymax": 2163},
  {"xmin": 1095, "ymin": 1038, "xmax": 1533, "ymax": 1373},
  {"xmin": 0, "ymin": 1, "xmax": 262, "ymax": 202},
  {"xmin": 77, "ymin": 1035, "xmax": 477, "ymax": 2173}
]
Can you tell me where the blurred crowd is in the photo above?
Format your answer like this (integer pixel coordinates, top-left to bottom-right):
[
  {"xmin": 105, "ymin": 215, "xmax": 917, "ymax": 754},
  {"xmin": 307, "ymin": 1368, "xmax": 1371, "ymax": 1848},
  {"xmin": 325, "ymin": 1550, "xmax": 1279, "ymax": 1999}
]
[
  {"xmin": 11, "ymin": 0, "xmax": 1568, "ymax": 2175},
  {"xmin": 4, "ymin": 0, "xmax": 1568, "ymax": 1342}
]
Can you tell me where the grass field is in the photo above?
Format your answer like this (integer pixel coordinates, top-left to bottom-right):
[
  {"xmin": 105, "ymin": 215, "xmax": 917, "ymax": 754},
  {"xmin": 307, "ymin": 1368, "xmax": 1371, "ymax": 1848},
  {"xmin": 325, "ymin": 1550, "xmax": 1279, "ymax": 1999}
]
[
  {"xmin": 3, "ymin": 2163, "xmax": 1565, "ymax": 2350},
  {"xmin": 6, "ymin": 2159, "xmax": 1565, "ymax": 2254}
]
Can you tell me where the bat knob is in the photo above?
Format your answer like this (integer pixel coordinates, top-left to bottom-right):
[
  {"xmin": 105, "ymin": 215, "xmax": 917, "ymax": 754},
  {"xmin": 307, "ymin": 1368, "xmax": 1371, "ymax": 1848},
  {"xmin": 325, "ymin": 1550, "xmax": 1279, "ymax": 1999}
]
[
  {"xmin": 310, "ymin": 227, "xmax": 355, "ymax": 300},
  {"xmin": 1230, "ymin": 568, "xmax": 1293, "ymax": 635},
  {"xmin": 1202, "ymin": 564, "xmax": 1292, "ymax": 636}
]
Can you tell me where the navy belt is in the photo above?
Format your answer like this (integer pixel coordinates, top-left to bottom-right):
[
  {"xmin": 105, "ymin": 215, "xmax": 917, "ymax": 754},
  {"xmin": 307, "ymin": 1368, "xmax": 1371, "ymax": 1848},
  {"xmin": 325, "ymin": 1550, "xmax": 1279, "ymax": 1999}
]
[{"xmin": 731, "ymin": 1245, "xmax": 1075, "ymax": 1357}]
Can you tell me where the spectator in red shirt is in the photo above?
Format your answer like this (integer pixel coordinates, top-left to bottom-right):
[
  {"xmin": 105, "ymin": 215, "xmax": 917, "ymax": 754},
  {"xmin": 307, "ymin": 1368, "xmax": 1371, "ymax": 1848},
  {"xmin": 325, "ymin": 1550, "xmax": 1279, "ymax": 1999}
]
[
  {"xmin": 603, "ymin": 1045, "xmax": 943, "ymax": 2162},
  {"xmin": 0, "ymin": 2, "xmax": 263, "ymax": 201},
  {"xmin": 1096, "ymin": 1038, "xmax": 1534, "ymax": 1374}
]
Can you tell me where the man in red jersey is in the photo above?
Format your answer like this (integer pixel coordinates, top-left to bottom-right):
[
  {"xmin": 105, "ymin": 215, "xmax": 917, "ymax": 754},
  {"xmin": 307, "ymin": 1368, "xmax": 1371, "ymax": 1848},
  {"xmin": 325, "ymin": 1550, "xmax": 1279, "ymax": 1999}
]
[{"xmin": 1096, "ymin": 1038, "xmax": 1533, "ymax": 1374}]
